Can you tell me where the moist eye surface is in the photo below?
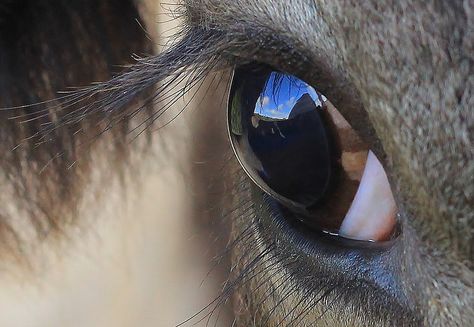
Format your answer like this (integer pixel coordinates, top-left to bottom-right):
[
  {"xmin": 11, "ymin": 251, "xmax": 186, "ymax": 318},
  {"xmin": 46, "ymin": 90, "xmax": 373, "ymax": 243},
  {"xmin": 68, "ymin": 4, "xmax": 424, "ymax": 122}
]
[
  {"xmin": 228, "ymin": 64, "xmax": 397, "ymax": 242},
  {"xmin": 229, "ymin": 66, "xmax": 334, "ymax": 211}
]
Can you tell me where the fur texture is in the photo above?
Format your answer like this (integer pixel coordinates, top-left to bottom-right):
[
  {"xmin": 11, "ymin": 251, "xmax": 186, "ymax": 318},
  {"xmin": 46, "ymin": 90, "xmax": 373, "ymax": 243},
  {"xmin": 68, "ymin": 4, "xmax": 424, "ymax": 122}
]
[
  {"xmin": 0, "ymin": 0, "xmax": 471, "ymax": 326},
  {"xmin": 183, "ymin": 0, "xmax": 473, "ymax": 325}
]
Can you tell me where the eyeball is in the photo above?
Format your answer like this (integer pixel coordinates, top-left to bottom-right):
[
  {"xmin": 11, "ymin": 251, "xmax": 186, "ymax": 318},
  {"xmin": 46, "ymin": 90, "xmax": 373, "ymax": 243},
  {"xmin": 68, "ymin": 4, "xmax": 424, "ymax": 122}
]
[
  {"xmin": 228, "ymin": 66, "xmax": 335, "ymax": 212},
  {"xmin": 228, "ymin": 65, "xmax": 397, "ymax": 241}
]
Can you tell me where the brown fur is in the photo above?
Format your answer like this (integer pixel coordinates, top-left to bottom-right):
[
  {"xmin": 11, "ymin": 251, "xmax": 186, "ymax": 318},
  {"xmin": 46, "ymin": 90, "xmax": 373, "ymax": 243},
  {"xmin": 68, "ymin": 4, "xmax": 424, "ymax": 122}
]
[
  {"xmin": 185, "ymin": 0, "xmax": 473, "ymax": 325},
  {"xmin": 0, "ymin": 0, "xmax": 471, "ymax": 326}
]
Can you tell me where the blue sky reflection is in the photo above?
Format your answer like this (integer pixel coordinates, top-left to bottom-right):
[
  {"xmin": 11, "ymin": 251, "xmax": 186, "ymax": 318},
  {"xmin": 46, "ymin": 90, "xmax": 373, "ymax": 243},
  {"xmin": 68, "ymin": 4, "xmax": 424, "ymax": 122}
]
[{"xmin": 254, "ymin": 72, "xmax": 324, "ymax": 121}]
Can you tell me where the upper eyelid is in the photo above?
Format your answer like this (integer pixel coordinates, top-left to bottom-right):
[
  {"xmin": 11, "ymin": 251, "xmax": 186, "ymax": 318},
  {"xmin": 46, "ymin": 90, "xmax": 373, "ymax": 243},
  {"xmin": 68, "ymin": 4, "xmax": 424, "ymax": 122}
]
[
  {"xmin": 212, "ymin": 25, "xmax": 381, "ymax": 160},
  {"xmin": 181, "ymin": 2, "xmax": 371, "ymax": 142}
]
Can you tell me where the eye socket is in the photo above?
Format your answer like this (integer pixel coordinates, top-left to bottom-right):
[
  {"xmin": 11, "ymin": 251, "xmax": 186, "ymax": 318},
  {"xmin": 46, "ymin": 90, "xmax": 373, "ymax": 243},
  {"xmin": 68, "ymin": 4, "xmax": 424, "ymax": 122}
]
[{"xmin": 228, "ymin": 64, "xmax": 397, "ymax": 242}]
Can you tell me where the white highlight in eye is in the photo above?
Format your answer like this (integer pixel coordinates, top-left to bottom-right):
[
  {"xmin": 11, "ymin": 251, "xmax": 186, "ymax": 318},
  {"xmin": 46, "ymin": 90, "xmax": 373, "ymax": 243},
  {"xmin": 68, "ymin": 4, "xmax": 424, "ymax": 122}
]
[{"xmin": 339, "ymin": 151, "xmax": 397, "ymax": 241}]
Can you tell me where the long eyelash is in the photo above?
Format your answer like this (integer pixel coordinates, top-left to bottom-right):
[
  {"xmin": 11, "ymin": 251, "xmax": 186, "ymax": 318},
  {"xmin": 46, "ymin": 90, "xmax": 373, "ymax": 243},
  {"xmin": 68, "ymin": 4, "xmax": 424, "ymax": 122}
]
[
  {"xmin": 2, "ymin": 8, "xmax": 330, "ymax": 326},
  {"xmin": 0, "ymin": 2, "xmax": 240, "ymax": 257},
  {"xmin": 3, "ymin": 25, "xmax": 227, "ymax": 158}
]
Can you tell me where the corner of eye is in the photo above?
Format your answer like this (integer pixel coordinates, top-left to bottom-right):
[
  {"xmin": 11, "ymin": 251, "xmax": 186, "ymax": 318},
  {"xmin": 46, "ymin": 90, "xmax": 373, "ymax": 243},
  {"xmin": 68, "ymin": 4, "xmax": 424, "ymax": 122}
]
[{"xmin": 339, "ymin": 151, "xmax": 397, "ymax": 242}]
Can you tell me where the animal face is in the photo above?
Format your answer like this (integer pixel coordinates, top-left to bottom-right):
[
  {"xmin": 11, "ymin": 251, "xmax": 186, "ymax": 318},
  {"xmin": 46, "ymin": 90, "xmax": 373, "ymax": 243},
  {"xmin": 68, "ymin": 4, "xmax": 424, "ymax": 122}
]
[{"xmin": 0, "ymin": 0, "xmax": 471, "ymax": 326}]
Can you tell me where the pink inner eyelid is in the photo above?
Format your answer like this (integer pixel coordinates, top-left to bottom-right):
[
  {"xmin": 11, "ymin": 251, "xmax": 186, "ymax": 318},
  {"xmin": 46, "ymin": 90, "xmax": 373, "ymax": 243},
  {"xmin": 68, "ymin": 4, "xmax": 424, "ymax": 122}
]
[{"xmin": 339, "ymin": 151, "xmax": 397, "ymax": 242}]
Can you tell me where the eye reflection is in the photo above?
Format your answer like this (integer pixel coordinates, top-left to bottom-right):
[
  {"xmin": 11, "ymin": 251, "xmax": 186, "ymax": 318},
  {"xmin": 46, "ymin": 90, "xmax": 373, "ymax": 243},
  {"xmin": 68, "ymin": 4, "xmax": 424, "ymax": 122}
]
[
  {"xmin": 228, "ymin": 65, "xmax": 397, "ymax": 241},
  {"xmin": 253, "ymin": 72, "xmax": 325, "ymax": 121},
  {"xmin": 229, "ymin": 67, "xmax": 337, "ymax": 212}
]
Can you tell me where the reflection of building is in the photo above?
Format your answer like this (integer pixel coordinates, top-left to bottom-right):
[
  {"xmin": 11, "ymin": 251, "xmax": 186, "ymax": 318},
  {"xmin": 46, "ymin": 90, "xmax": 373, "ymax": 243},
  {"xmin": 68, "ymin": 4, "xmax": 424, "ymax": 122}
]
[
  {"xmin": 253, "ymin": 93, "xmax": 319, "ymax": 122},
  {"xmin": 288, "ymin": 93, "xmax": 319, "ymax": 119},
  {"xmin": 253, "ymin": 71, "xmax": 324, "ymax": 122}
]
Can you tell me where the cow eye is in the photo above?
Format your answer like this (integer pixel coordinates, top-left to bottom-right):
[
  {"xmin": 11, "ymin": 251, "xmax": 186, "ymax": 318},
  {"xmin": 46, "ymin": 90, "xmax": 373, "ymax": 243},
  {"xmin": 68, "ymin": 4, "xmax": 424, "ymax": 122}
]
[{"xmin": 228, "ymin": 65, "xmax": 397, "ymax": 242}]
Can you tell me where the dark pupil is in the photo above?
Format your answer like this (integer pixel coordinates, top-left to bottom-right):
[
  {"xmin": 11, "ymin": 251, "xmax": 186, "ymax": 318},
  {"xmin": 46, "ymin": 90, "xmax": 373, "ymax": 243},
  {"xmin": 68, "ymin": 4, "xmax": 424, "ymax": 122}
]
[{"xmin": 229, "ymin": 66, "xmax": 335, "ymax": 211}]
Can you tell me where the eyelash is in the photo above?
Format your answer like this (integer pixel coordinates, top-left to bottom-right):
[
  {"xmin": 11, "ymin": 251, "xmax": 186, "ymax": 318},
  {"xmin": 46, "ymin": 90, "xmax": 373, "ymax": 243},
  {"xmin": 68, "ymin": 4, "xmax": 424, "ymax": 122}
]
[
  {"xmin": 103, "ymin": 28, "xmax": 334, "ymax": 326},
  {"xmin": 3, "ymin": 23, "xmax": 331, "ymax": 326}
]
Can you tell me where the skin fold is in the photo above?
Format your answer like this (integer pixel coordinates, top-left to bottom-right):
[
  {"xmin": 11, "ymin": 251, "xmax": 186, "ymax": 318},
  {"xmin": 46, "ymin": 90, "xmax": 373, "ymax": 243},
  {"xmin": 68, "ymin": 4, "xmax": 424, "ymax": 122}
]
[{"xmin": 0, "ymin": 0, "xmax": 472, "ymax": 326}]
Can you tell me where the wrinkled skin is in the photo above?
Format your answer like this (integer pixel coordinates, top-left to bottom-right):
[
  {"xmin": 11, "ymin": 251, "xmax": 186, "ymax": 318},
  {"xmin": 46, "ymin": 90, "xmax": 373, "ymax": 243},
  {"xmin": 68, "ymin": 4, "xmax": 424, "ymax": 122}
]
[{"xmin": 0, "ymin": 0, "xmax": 472, "ymax": 326}]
